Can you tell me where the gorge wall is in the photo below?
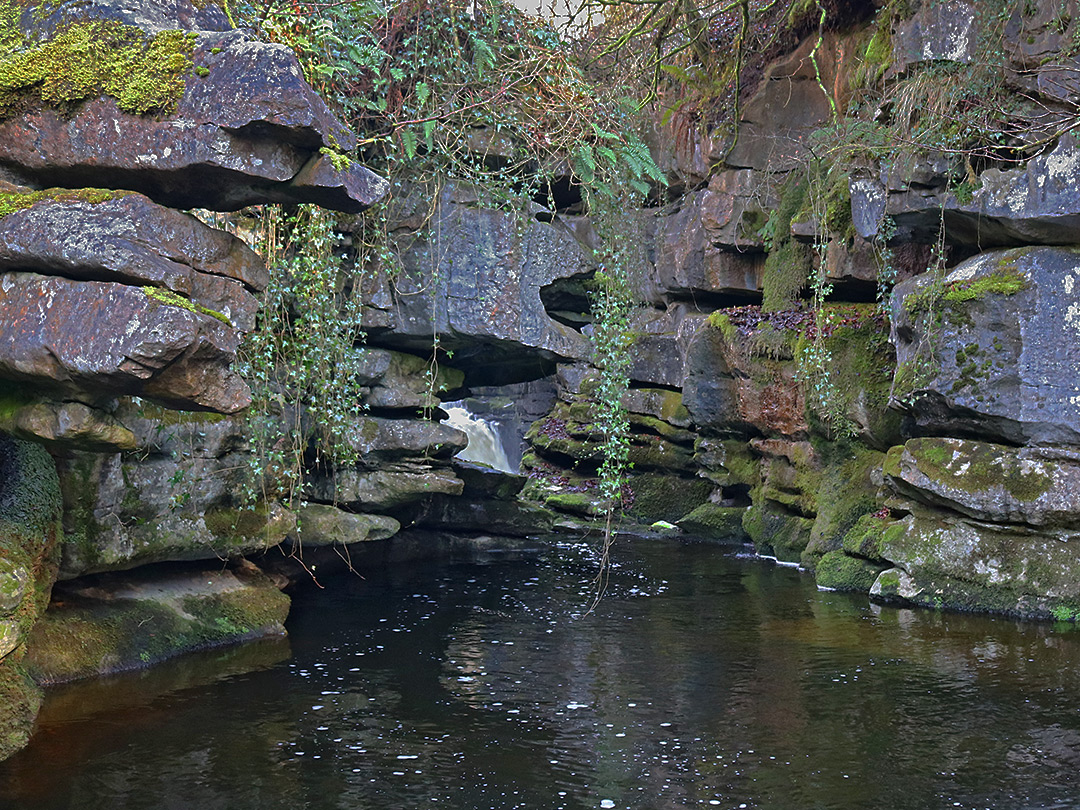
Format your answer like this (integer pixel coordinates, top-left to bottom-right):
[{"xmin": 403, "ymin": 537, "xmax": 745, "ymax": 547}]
[{"xmin": 4, "ymin": 0, "xmax": 1080, "ymax": 762}]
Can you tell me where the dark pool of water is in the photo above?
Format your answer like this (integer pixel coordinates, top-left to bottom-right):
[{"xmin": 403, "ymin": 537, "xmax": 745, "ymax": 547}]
[{"xmin": 5, "ymin": 538, "xmax": 1080, "ymax": 809}]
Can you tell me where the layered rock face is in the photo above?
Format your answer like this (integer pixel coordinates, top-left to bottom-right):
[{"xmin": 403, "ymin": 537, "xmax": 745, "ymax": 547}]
[
  {"xmin": 511, "ymin": 0, "xmax": 1080, "ymax": 622},
  {"xmin": 0, "ymin": 0, "xmax": 394, "ymax": 761}
]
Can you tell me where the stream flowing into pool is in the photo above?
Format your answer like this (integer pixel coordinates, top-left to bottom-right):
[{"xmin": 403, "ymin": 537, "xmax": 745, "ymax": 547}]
[{"xmin": 4, "ymin": 538, "xmax": 1080, "ymax": 809}]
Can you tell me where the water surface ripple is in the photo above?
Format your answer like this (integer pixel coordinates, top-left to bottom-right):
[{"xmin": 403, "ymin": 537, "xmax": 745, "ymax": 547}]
[{"xmin": 4, "ymin": 539, "xmax": 1080, "ymax": 809}]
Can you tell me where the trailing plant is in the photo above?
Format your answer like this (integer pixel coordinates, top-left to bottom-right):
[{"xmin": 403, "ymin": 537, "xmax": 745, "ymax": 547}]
[
  {"xmin": 224, "ymin": 0, "xmax": 665, "ymax": 585},
  {"xmin": 236, "ymin": 204, "xmax": 368, "ymax": 507}
]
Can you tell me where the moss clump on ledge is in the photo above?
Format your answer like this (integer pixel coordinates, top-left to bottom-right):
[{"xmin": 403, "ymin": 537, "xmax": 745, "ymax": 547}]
[
  {"xmin": 143, "ymin": 285, "xmax": 232, "ymax": 326},
  {"xmin": 0, "ymin": 186, "xmax": 133, "ymax": 219},
  {"xmin": 941, "ymin": 269, "xmax": 1027, "ymax": 304},
  {"xmin": 0, "ymin": 9, "xmax": 198, "ymax": 118}
]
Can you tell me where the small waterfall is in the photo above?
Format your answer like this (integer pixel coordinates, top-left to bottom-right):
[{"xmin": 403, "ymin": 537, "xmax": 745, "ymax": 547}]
[{"xmin": 442, "ymin": 405, "xmax": 515, "ymax": 473}]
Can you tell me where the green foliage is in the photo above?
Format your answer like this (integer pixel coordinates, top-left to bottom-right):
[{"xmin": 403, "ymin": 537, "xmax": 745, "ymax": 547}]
[
  {"xmin": 0, "ymin": 6, "xmax": 197, "ymax": 117},
  {"xmin": 238, "ymin": 204, "xmax": 368, "ymax": 505},
  {"xmin": 240, "ymin": 0, "xmax": 663, "ymax": 207}
]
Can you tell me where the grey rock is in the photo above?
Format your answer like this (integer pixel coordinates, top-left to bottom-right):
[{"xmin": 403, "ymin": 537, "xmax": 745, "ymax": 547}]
[
  {"xmin": 885, "ymin": 437, "xmax": 1080, "ymax": 528},
  {"xmin": 0, "ymin": 272, "xmax": 249, "ymax": 413},
  {"xmin": 0, "ymin": 17, "xmax": 387, "ymax": 212},
  {"xmin": 0, "ymin": 400, "xmax": 135, "ymax": 453},
  {"xmin": 361, "ymin": 184, "xmax": 592, "ymax": 385},
  {"xmin": 344, "ymin": 417, "xmax": 468, "ymax": 464},
  {"xmin": 295, "ymin": 504, "xmax": 399, "ymax": 546},
  {"xmin": 891, "ymin": 0, "xmax": 978, "ymax": 74},
  {"xmin": 305, "ymin": 464, "xmax": 464, "ymax": 512},
  {"xmin": 890, "ymin": 246, "xmax": 1080, "ymax": 445}
]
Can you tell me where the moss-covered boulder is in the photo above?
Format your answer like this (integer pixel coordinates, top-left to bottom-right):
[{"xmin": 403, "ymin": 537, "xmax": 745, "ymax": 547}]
[
  {"xmin": 24, "ymin": 563, "xmax": 290, "ymax": 683},
  {"xmin": 815, "ymin": 550, "xmax": 888, "ymax": 593},
  {"xmin": 676, "ymin": 502, "xmax": 748, "ymax": 543},
  {"xmin": 743, "ymin": 499, "xmax": 814, "ymax": 563},
  {"xmin": 295, "ymin": 505, "xmax": 399, "ymax": 547},
  {"xmin": 626, "ymin": 473, "xmax": 714, "ymax": 524},
  {"xmin": 58, "ymin": 449, "xmax": 294, "ymax": 579},
  {"xmin": 891, "ymin": 246, "xmax": 1080, "ymax": 445},
  {"xmin": 0, "ymin": 434, "xmax": 63, "ymax": 760},
  {"xmin": 869, "ymin": 507, "xmax": 1080, "ymax": 620},
  {"xmin": 885, "ymin": 437, "xmax": 1080, "ymax": 527}
]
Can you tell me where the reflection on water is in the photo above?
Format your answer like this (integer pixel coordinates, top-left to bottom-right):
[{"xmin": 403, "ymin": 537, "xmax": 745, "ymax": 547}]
[{"xmin": 5, "ymin": 539, "xmax": 1080, "ymax": 809}]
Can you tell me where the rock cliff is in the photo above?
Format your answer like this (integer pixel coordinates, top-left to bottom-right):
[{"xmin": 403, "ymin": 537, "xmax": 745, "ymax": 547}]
[{"xmin": 5, "ymin": 0, "xmax": 1080, "ymax": 764}]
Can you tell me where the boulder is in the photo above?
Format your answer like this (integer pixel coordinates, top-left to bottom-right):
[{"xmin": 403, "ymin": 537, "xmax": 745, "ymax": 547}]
[
  {"xmin": 683, "ymin": 319, "xmax": 809, "ymax": 439},
  {"xmin": 890, "ymin": 0, "xmax": 978, "ymax": 75},
  {"xmin": 0, "ymin": 4, "xmax": 386, "ymax": 212},
  {"xmin": 57, "ymin": 449, "xmax": 294, "ymax": 579},
  {"xmin": 870, "ymin": 509, "xmax": 1080, "ymax": 620},
  {"xmin": 0, "ymin": 399, "xmax": 135, "ymax": 453},
  {"xmin": 853, "ymin": 135, "xmax": 1080, "ymax": 247},
  {"xmin": 342, "ymin": 416, "xmax": 468, "ymax": 465},
  {"xmin": 361, "ymin": 184, "xmax": 592, "ymax": 385},
  {"xmin": 0, "ymin": 272, "xmax": 249, "ymax": 413},
  {"xmin": 0, "ymin": 187, "xmax": 263, "ymax": 328},
  {"xmin": 351, "ymin": 347, "xmax": 464, "ymax": 411},
  {"xmin": 0, "ymin": 434, "xmax": 63, "ymax": 761},
  {"xmin": 24, "ymin": 563, "xmax": 290, "ymax": 683},
  {"xmin": 885, "ymin": 437, "xmax": 1080, "ymax": 527},
  {"xmin": 294, "ymin": 504, "xmax": 400, "ymax": 547},
  {"xmin": 890, "ymin": 246, "xmax": 1080, "ymax": 445},
  {"xmin": 305, "ymin": 464, "xmax": 465, "ymax": 512}
]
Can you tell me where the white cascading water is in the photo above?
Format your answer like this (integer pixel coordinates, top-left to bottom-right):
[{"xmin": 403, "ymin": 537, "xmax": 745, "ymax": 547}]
[{"xmin": 442, "ymin": 405, "xmax": 515, "ymax": 473}]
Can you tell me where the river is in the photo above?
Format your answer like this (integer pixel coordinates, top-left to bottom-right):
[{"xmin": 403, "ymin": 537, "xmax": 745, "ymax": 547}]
[{"xmin": 3, "ymin": 538, "xmax": 1080, "ymax": 809}]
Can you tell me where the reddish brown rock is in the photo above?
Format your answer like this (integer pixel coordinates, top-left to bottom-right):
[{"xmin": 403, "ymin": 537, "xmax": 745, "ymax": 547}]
[
  {"xmin": 0, "ymin": 189, "xmax": 263, "ymax": 327},
  {"xmin": 0, "ymin": 273, "xmax": 249, "ymax": 413}
]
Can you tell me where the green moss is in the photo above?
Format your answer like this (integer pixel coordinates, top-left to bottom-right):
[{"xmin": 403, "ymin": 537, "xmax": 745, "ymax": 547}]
[
  {"xmin": 876, "ymin": 569, "xmax": 901, "ymax": 591},
  {"xmin": 203, "ymin": 503, "xmax": 275, "ymax": 543},
  {"xmin": 707, "ymin": 310, "xmax": 738, "ymax": 343},
  {"xmin": 626, "ymin": 473, "xmax": 713, "ymax": 523},
  {"xmin": 0, "ymin": 15, "xmax": 197, "ymax": 118},
  {"xmin": 142, "ymin": 285, "xmax": 232, "ymax": 326},
  {"xmin": 803, "ymin": 444, "xmax": 885, "ymax": 564},
  {"xmin": 841, "ymin": 512, "xmax": 905, "ymax": 560},
  {"xmin": 0, "ymin": 186, "xmax": 133, "ymax": 219},
  {"xmin": 24, "ymin": 579, "xmax": 289, "ymax": 683},
  {"xmin": 761, "ymin": 172, "xmax": 813, "ymax": 312},
  {"xmin": 319, "ymin": 146, "xmax": 353, "ymax": 172},
  {"xmin": 676, "ymin": 502, "xmax": 748, "ymax": 543},
  {"xmin": 0, "ymin": 657, "xmax": 42, "ymax": 760},
  {"xmin": 904, "ymin": 437, "xmax": 1053, "ymax": 502},
  {"xmin": 815, "ymin": 550, "xmax": 886, "ymax": 593},
  {"xmin": 544, "ymin": 490, "xmax": 600, "ymax": 517},
  {"xmin": 0, "ymin": 435, "xmax": 61, "ymax": 532},
  {"xmin": 855, "ymin": 20, "xmax": 892, "ymax": 87},
  {"xmin": 941, "ymin": 268, "xmax": 1027, "ymax": 303},
  {"xmin": 194, "ymin": 65, "xmax": 210, "ymax": 77}
]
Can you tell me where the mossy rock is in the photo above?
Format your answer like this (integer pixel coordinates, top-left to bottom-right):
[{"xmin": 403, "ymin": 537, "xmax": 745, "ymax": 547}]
[
  {"xmin": 0, "ymin": 655, "xmax": 41, "ymax": 761},
  {"xmin": 0, "ymin": 15, "xmax": 198, "ymax": 118},
  {"xmin": 25, "ymin": 566, "xmax": 289, "ymax": 683},
  {"xmin": 626, "ymin": 474, "xmax": 713, "ymax": 524},
  {"xmin": 676, "ymin": 502, "xmax": 749, "ymax": 544},
  {"xmin": 543, "ymin": 490, "xmax": 602, "ymax": 518},
  {"xmin": 743, "ymin": 498, "xmax": 814, "ymax": 562},
  {"xmin": 841, "ymin": 512, "xmax": 906, "ymax": 561},
  {"xmin": 815, "ymin": 550, "xmax": 887, "ymax": 593},
  {"xmin": 803, "ymin": 444, "xmax": 885, "ymax": 565}
]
